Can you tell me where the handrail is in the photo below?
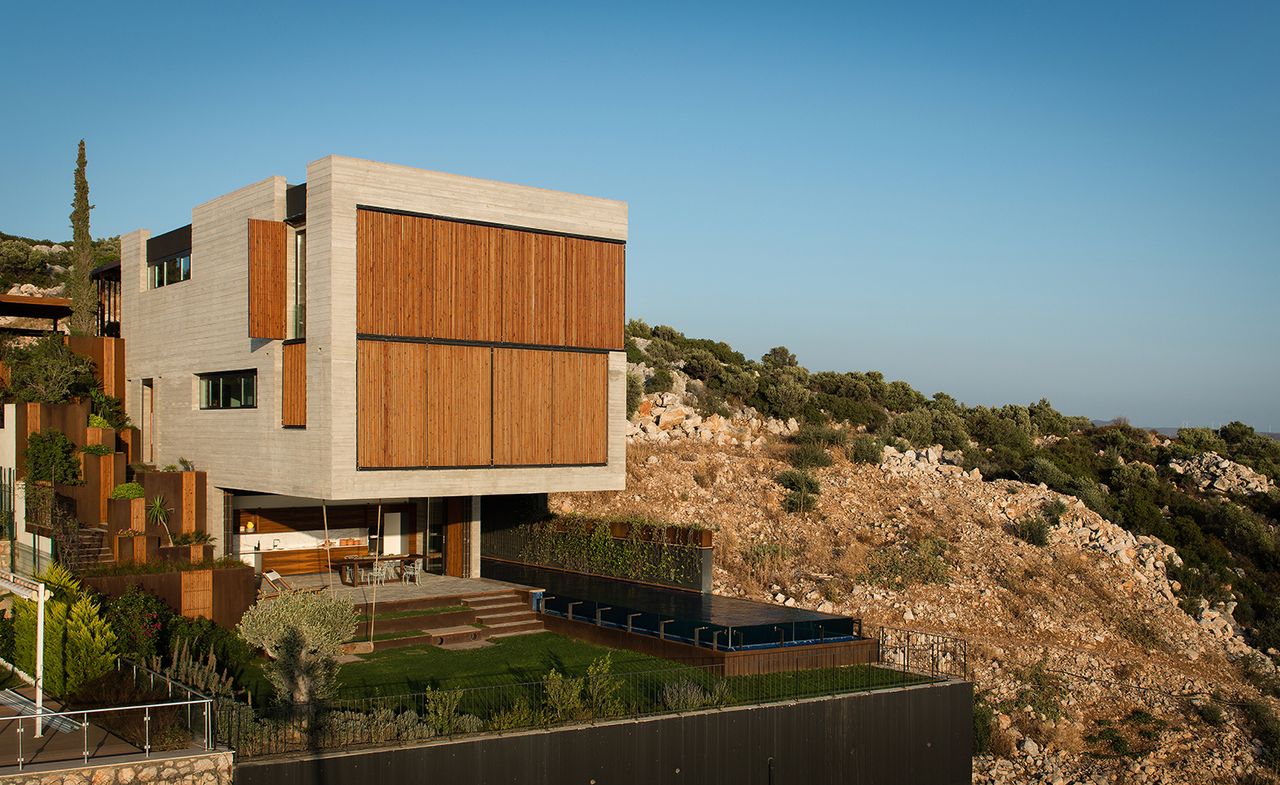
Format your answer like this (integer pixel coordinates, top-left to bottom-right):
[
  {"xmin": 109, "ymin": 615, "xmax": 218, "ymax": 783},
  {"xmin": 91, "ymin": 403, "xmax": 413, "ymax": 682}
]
[{"xmin": 6, "ymin": 696, "xmax": 213, "ymax": 721}]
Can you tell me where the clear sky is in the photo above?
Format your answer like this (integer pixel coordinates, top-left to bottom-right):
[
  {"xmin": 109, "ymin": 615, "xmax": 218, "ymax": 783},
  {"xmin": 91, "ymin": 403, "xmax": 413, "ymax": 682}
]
[{"xmin": 1, "ymin": 2, "xmax": 1276, "ymax": 429}]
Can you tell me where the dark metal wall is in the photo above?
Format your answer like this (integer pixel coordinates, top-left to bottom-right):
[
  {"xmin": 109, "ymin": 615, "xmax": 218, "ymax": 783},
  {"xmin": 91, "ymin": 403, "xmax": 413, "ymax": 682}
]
[{"xmin": 234, "ymin": 681, "xmax": 972, "ymax": 785}]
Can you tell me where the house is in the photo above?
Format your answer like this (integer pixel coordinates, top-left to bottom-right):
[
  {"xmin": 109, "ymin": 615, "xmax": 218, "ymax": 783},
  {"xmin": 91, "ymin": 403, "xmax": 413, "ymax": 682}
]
[{"xmin": 117, "ymin": 155, "xmax": 627, "ymax": 579}]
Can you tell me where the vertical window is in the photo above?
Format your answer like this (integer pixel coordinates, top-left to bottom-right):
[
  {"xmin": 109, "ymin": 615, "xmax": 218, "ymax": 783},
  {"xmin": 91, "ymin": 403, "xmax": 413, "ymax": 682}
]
[
  {"xmin": 198, "ymin": 370, "xmax": 257, "ymax": 410},
  {"xmin": 148, "ymin": 253, "xmax": 192, "ymax": 288},
  {"xmin": 292, "ymin": 229, "xmax": 306, "ymax": 338}
]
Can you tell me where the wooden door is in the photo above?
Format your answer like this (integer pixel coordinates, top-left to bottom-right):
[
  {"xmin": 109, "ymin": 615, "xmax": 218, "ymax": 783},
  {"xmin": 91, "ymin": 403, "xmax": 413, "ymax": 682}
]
[{"xmin": 444, "ymin": 497, "xmax": 470, "ymax": 577}]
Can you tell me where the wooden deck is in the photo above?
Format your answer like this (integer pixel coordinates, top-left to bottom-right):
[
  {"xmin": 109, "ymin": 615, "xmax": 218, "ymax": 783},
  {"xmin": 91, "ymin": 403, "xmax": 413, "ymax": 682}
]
[{"xmin": 282, "ymin": 571, "xmax": 540, "ymax": 610}]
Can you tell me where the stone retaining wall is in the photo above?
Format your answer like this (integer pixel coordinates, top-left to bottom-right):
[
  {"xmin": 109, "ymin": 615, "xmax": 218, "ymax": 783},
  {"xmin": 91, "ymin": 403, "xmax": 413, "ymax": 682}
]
[{"xmin": 0, "ymin": 750, "xmax": 232, "ymax": 785}]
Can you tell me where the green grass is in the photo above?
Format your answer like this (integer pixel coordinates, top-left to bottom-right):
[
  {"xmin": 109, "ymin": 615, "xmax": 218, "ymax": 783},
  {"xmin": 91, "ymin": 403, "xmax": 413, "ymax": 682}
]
[{"xmin": 334, "ymin": 632, "xmax": 679, "ymax": 697}]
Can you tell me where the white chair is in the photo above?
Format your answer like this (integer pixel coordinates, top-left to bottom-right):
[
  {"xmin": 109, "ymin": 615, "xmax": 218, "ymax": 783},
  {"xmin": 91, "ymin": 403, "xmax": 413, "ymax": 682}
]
[
  {"xmin": 369, "ymin": 560, "xmax": 391, "ymax": 586},
  {"xmin": 401, "ymin": 558, "xmax": 422, "ymax": 585}
]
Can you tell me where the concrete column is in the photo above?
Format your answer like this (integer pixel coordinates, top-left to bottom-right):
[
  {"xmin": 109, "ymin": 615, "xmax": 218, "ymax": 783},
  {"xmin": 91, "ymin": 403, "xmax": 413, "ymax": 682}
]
[{"xmin": 469, "ymin": 496, "xmax": 482, "ymax": 578}]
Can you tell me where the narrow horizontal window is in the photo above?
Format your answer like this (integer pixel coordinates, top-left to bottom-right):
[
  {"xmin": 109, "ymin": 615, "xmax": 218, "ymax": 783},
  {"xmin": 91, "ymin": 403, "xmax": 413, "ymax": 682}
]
[
  {"xmin": 148, "ymin": 252, "xmax": 192, "ymax": 289},
  {"xmin": 198, "ymin": 370, "xmax": 257, "ymax": 410}
]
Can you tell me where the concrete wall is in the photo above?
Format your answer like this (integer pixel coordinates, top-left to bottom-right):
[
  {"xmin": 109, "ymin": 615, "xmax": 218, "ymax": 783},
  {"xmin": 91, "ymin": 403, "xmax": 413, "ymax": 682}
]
[
  {"xmin": 234, "ymin": 681, "xmax": 973, "ymax": 785},
  {"xmin": 121, "ymin": 157, "xmax": 627, "ymax": 514}
]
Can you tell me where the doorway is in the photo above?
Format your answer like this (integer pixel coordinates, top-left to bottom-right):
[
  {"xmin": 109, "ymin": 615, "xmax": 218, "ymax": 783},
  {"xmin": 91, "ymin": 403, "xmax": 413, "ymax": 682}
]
[{"xmin": 141, "ymin": 379, "xmax": 154, "ymax": 463}]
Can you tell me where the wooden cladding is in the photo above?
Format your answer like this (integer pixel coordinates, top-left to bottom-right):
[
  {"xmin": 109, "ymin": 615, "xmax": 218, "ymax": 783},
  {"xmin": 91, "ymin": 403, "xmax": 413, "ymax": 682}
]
[
  {"xmin": 357, "ymin": 340, "xmax": 427, "ymax": 468},
  {"xmin": 356, "ymin": 340, "xmax": 609, "ymax": 469},
  {"xmin": 282, "ymin": 341, "xmax": 306, "ymax": 427},
  {"xmin": 248, "ymin": 219, "xmax": 288, "ymax": 339},
  {"xmin": 565, "ymin": 238, "xmax": 625, "ymax": 350},
  {"xmin": 356, "ymin": 209, "xmax": 622, "ymax": 350},
  {"xmin": 551, "ymin": 351, "xmax": 609, "ymax": 465},
  {"xmin": 493, "ymin": 348, "xmax": 552, "ymax": 465},
  {"xmin": 426, "ymin": 344, "xmax": 492, "ymax": 467}
]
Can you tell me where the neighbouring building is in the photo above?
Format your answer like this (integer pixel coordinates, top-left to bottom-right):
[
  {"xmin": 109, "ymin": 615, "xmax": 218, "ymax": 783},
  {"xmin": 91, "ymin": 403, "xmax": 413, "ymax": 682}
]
[{"xmin": 117, "ymin": 155, "xmax": 627, "ymax": 578}]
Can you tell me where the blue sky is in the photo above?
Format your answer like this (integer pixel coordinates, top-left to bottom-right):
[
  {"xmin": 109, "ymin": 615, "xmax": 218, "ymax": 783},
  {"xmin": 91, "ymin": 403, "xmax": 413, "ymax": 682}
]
[{"xmin": 2, "ymin": 2, "xmax": 1276, "ymax": 429}]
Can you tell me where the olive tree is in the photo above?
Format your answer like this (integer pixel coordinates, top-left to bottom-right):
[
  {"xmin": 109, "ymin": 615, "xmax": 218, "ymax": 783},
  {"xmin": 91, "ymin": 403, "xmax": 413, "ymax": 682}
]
[{"xmin": 238, "ymin": 591, "xmax": 358, "ymax": 704}]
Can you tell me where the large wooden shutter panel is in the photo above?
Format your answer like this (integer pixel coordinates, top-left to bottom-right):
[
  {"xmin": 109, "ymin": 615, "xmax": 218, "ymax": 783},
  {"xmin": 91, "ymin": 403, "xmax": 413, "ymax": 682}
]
[
  {"xmin": 426, "ymin": 344, "xmax": 492, "ymax": 467},
  {"xmin": 248, "ymin": 219, "xmax": 288, "ymax": 339},
  {"xmin": 493, "ymin": 348, "xmax": 552, "ymax": 465},
  {"xmin": 282, "ymin": 341, "xmax": 306, "ymax": 427},
  {"xmin": 357, "ymin": 340, "xmax": 427, "ymax": 467},
  {"xmin": 551, "ymin": 351, "xmax": 609, "ymax": 465}
]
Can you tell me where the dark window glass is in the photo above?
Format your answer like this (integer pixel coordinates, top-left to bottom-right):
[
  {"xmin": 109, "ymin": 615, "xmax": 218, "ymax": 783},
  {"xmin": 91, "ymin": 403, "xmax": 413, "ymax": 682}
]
[
  {"xmin": 198, "ymin": 370, "xmax": 257, "ymax": 410},
  {"xmin": 148, "ymin": 253, "xmax": 191, "ymax": 289}
]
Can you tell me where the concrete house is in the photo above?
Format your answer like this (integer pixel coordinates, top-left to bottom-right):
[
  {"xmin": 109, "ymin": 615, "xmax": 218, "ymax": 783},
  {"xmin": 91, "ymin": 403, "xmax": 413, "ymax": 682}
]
[{"xmin": 117, "ymin": 155, "xmax": 628, "ymax": 578}]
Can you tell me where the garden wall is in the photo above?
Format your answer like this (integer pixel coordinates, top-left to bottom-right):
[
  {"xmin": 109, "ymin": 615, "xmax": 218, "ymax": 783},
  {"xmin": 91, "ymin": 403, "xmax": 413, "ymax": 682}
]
[
  {"xmin": 481, "ymin": 517, "xmax": 713, "ymax": 592},
  {"xmin": 85, "ymin": 564, "xmax": 256, "ymax": 628}
]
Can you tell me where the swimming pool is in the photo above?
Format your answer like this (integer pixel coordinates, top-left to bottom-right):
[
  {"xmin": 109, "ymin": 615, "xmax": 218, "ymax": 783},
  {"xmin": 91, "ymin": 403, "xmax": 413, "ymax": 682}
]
[{"xmin": 483, "ymin": 558, "xmax": 860, "ymax": 651}]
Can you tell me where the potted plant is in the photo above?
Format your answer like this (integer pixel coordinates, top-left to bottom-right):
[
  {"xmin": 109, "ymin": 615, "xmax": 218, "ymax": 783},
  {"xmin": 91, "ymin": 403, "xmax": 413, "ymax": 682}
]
[{"xmin": 171, "ymin": 531, "xmax": 216, "ymax": 563}]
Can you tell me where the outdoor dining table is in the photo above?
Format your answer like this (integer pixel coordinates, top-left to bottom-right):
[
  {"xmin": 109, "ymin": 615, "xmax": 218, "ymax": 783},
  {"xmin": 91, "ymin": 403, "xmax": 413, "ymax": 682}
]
[{"xmin": 336, "ymin": 553, "xmax": 422, "ymax": 586}]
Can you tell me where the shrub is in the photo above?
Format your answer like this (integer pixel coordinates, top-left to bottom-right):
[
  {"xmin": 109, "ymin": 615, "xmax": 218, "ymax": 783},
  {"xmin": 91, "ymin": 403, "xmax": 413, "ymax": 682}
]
[
  {"xmin": 1013, "ymin": 660, "xmax": 1066, "ymax": 721},
  {"xmin": 889, "ymin": 409, "xmax": 933, "ymax": 447},
  {"xmin": 783, "ymin": 490, "xmax": 818, "ymax": 514},
  {"xmin": 761, "ymin": 346, "xmax": 797, "ymax": 368},
  {"xmin": 624, "ymin": 337, "xmax": 646, "ymax": 364},
  {"xmin": 12, "ymin": 564, "xmax": 116, "ymax": 696},
  {"xmin": 815, "ymin": 395, "xmax": 889, "ymax": 431},
  {"xmin": 646, "ymin": 367, "xmax": 673, "ymax": 394},
  {"xmin": 882, "ymin": 380, "xmax": 928, "ymax": 412},
  {"xmin": 789, "ymin": 443, "xmax": 833, "ymax": 469},
  {"xmin": 26, "ymin": 430, "xmax": 81, "ymax": 484},
  {"xmin": 88, "ymin": 413, "xmax": 112, "ymax": 429},
  {"xmin": 794, "ymin": 423, "xmax": 846, "ymax": 449},
  {"xmin": 1193, "ymin": 700, "xmax": 1224, "ymax": 726},
  {"xmin": 860, "ymin": 537, "xmax": 950, "ymax": 589},
  {"xmin": 3, "ymin": 335, "xmax": 95, "ymax": 403},
  {"xmin": 585, "ymin": 655, "xmax": 623, "ymax": 717},
  {"xmin": 710, "ymin": 365, "xmax": 758, "ymax": 403},
  {"xmin": 1041, "ymin": 499, "xmax": 1068, "ymax": 526},
  {"xmin": 1013, "ymin": 515, "xmax": 1050, "ymax": 547},
  {"xmin": 423, "ymin": 688, "xmax": 465, "ymax": 735},
  {"xmin": 166, "ymin": 614, "xmax": 254, "ymax": 677},
  {"xmin": 106, "ymin": 585, "xmax": 170, "ymax": 662},
  {"xmin": 489, "ymin": 697, "xmax": 538, "ymax": 731},
  {"xmin": 89, "ymin": 388, "xmax": 132, "ymax": 430},
  {"xmin": 542, "ymin": 670, "xmax": 585, "ymax": 723},
  {"xmin": 238, "ymin": 591, "xmax": 359, "ymax": 704},
  {"xmin": 81, "ymin": 443, "xmax": 113, "ymax": 456},
  {"xmin": 624, "ymin": 318, "xmax": 651, "ymax": 338},
  {"xmin": 1242, "ymin": 699, "xmax": 1280, "ymax": 768},
  {"xmin": 973, "ymin": 695, "xmax": 996, "ymax": 755},
  {"xmin": 0, "ymin": 614, "xmax": 13, "ymax": 662},
  {"xmin": 756, "ymin": 367, "xmax": 810, "ymax": 419},
  {"xmin": 775, "ymin": 469, "xmax": 820, "ymax": 495},
  {"xmin": 109, "ymin": 482, "xmax": 145, "ymax": 500},
  {"xmin": 681, "ymin": 348, "xmax": 721, "ymax": 382},
  {"xmin": 849, "ymin": 436, "xmax": 883, "ymax": 465},
  {"xmin": 624, "ymin": 374, "xmax": 643, "ymax": 420}
]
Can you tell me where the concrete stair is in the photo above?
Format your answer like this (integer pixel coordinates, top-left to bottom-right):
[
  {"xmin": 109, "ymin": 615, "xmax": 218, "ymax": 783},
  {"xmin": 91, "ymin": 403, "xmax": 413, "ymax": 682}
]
[{"xmin": 463, "ymin": 590, "xmax": 545, "ymax": 641}]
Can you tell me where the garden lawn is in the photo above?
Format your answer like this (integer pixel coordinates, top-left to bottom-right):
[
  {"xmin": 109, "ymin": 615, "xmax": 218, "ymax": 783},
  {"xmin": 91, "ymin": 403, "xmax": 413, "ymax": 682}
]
[{"xmin": 334, "ymin": 632, "xmax": 679, "ymax": 697}]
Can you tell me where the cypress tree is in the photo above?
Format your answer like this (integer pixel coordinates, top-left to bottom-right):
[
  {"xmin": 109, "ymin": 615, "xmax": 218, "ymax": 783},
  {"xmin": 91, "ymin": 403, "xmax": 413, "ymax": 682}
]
[{"xmin": 68, "ymin": 139, "xmax": 97, "ymax": 336}]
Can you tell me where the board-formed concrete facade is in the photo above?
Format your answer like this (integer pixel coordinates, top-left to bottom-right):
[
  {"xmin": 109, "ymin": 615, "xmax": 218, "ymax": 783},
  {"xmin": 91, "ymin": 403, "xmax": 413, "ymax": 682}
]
[{"xmin": 120, "ymin": 156, "xmax": 627, "ymax": 565}]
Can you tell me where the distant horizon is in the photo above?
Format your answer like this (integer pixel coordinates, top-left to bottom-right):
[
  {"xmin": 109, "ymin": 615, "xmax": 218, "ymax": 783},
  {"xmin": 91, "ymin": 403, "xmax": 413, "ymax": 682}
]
[{"xmin": 1, "ymin": 2, "xmax": 1275, "ymax": 429}]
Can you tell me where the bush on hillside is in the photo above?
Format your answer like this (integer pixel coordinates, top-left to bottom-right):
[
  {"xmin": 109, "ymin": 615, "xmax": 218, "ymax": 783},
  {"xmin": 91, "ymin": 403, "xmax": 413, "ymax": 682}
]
[
  {"xmin": 624, "ymin": 337, "xmax": 646, "ymax": 364},
  {"xmin": 814, "ymin": 394, "xmax": 889, "ymax": 431},
  {"xmin": 646, "ymin": 367, "xmax": 673, "ymax": 394},
  {"xmin": 1013, "ymin": 515, "xmax": 1050, "ymax": 547},
  {"xmin": 889, "ymin": 409, "xmax": 933, "ymax": 447},
  {"xmin": 625, "ymin": 319, "xmax": 651, "ymax": 338},
  {"xmin": 756, "ymin": 366, "xmax": 810, "ymax": 419},
  {"xmin": 682, "ymin": 348, "xmax": 721, "ymax": 382},
  {"xmin": 882, "ymin": 380, "xmax": 928, "ymax": 412},
  {"xmin": 626, "ymin": 373, "xmax": 644, "ymax": 418},
  {"xmin": 761, "ymin": 346, "xmax": 797, "ymax": 368},
  {"xmin": 710, "ymin": 365, "xmax": 758, "ymax": 403},
  {"xmin": 775, "ymin": 469, "xmax": 820, "ymax": 495},
  {"xmin": 848, "ymin": 436, "xmax": 883, "ymax": 464},
  {"xmin": 789, "ymin": 443, "xmax": 833, "ymax": 469},
  {"xmin": 860, "ymin": 537, "xmax": 950, "ymax": 589},
  {"xmin": 794, "ymin": 422, "xmax": 846, "ymax": 449}
]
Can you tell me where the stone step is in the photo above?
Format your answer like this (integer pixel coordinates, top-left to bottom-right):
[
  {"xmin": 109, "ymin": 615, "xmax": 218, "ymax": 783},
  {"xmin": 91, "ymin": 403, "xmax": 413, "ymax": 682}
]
[
  {"xmin": 485, "ymin": 619, "xmax": 544, "ymax": 635},
  {"xmin": 375, "ymin": 625, "xmax": 487, "ymax": 650},
  {"xmin": 477, "ymin": 610, "xmax": 537, "ymax": 625}
]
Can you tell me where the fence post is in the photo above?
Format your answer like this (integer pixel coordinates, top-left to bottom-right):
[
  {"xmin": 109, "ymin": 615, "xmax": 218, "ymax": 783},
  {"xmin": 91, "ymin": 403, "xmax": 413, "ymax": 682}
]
[
  {"xmin": 82, "ymin": 712, "xmax": 90, "ymax": 763},
  {"xmin": 144, "ymin": 707, "xmax": 152, "ymax": 757}
]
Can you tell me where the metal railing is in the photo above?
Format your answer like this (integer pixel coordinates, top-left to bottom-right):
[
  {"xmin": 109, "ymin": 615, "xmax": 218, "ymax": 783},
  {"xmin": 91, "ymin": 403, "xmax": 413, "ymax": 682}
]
[
  {"xmin": 876, "ymin": 626, "xmax": 969, "ymax": 680},
  {"xmin": 0, "ymin": 659, "xmax": 217, "ymax": 771},
  {"xmin": 5, "ymin": 698, "xmax": 214, "ymax": 771},
  {"xmin": 217, "ymin": 649, "xmax": 941, "ymax": 758}
]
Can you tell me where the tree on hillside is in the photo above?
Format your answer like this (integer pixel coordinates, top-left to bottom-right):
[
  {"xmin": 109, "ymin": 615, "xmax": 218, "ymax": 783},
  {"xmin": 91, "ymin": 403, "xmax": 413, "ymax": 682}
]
[{"xmin": 67, "ymin": 140, "xmax": 97, "ymax": 336}]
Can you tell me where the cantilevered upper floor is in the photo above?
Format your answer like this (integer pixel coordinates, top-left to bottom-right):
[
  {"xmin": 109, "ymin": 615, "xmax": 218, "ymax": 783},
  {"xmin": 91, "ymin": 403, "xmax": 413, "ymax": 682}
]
[{"xmin": 119, "ymin": 155, "xmax": 628, "ymax": 501}]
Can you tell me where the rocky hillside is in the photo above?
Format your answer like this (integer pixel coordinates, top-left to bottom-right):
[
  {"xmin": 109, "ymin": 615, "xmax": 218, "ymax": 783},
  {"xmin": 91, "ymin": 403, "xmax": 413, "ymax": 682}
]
[
  {"xmin": 557, "ymin": 430, "xmax": 1276, "ymax": 782},
  {"xmin": 563, "ymin": 323, "xmax": 1280, "ymax": 783}
]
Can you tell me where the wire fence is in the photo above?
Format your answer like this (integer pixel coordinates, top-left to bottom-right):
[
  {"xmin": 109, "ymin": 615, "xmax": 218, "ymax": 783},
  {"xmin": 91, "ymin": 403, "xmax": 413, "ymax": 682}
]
[
  {"xmin": 877, "ymin": 625, "xmax": 969, "ymax": 680},
  {"xmin": 215, "ymin": 639, "xmax": 965, "ymax": 759}
]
